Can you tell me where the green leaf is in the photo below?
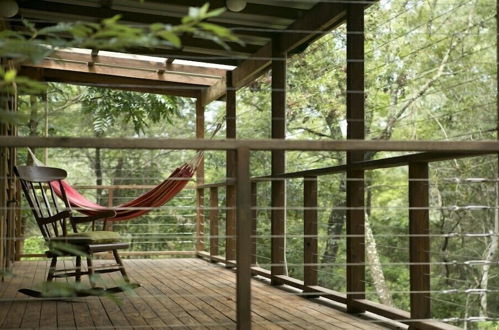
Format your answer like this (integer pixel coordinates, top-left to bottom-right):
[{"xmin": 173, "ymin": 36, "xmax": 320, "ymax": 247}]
[
  {"xmin": 4, "ymin": 69, "xmax": 17, "ymax": 83},
  {"xmin": 157, "ymin": 31, "xmax": 181, "ymax": 48},
  {"xmin": 199, "ymin": 3, "xmax": 210, "ymax": 16},
  {"xmin": 102, "ymin": 15, "xmax": 122, "ymax": 26},
  {"xmin": 204, "ymin": 7, "xmax": 226, "ymax": 19}
]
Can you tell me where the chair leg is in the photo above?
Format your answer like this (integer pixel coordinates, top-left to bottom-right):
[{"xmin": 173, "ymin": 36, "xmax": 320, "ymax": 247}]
[
  {"xmin": 112, "ymin": 250, "xmax": 129, "ymax": 282},
  {"xmin": 47, "ymin": 256, "xmax": 57, "ymax": 282},
  {"xmin": 75, "ymin": 256, "xmax": 81, "ymax": 282},
  {"xmin": 87, "ymin": 257, "xmax": 95, "ymax": 287}
]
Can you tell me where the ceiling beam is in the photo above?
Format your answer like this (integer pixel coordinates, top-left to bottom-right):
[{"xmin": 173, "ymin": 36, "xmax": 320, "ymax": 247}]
[
  {"xmin": 23, "ymin": 58, "xmax": 221, "ymax": 86},
  {"xmin": 20, "ymin": 67, "xmax": 203, "ymax": 98},
  {"xmin": 232, "ymin": 2, "xmax": 349, "ymax": 89},
  {"xmin": 200, "ymin": 76, "xmax": 227, "ymax": 106},
  {"xmin": 48, "ymin": 50, "xmax": 228, "ymax": 77}
]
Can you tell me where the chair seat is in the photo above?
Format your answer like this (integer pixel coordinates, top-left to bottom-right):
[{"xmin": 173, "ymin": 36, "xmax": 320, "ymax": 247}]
[{"xmin": 50, "ymin": 231, "xmax": 122, "ymax": 245}]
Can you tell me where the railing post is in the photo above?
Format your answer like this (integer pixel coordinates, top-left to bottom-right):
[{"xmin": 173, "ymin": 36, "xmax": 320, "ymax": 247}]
[
  {"xmin": 346, "ymin": 2, "xmax": 365, "ymax": 312},
  {"xmin": 209, "ymin": 187, "xmax": 219, "ymax": 260},
  {"xmin": 236, "ymin": 146, "xmax": 252, "ymax": 329},
  {"xmin": 226, "ymin": 71, "xmax": 237, "ymax": 264},
  {"xmin": 304, "ymin": 176, "xmax": 318, "ymax": 292},
  {"xmin": 271, "ymin": 40, "xmax": 287, "ymax": 284},
  {"xmin": 251, "ymin": 181, "xmax": 257, "ymax": 266},
  {"xmin": 408, "ymin": 162, "xmax": 431, "ymax": 325}
]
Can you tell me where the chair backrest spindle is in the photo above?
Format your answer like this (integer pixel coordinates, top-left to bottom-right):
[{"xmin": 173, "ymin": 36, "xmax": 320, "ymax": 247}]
[{"xmin": 14, "ymin": 166, "xmax": 72, "ymax": 242}]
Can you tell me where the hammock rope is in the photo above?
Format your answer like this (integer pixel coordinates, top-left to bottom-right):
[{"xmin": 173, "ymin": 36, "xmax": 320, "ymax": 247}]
[{"xmin": 28, "ymin": 148, "xmax": 201, "ymax": 221}]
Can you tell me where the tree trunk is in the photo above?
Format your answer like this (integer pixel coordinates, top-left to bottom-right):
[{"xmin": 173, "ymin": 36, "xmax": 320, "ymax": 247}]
[
  {"xmin": 365, "ymin": 176, "xmax": 393, "ymax": 306},
  {"xmin": 479, "ymin": 176, "xmax": 499, "ymax": 317},
  {"xmin": 321, "ymin": 182, "xmax": 346, "ymax": 266}
]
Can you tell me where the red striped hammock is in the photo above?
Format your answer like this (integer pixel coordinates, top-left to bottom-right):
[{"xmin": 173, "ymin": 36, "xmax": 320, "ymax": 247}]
[{"xmin": 29, "ymin": 149, "xmax": 200, "ymax": 221}]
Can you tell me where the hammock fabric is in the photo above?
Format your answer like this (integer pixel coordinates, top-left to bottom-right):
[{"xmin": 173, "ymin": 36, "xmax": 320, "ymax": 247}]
[
  {"xmin": 29, "ymin": 149, "xmax": 199, "ymax": 221},
  {"xmin": 51, "ymin": 163, "xmax": 195, "ymax": 221}
]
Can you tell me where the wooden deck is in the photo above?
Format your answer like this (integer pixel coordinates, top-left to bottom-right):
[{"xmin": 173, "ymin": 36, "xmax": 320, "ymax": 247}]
[{"xmin": 0, "ymin": 258, "xmax": 390, "ymax": 329}]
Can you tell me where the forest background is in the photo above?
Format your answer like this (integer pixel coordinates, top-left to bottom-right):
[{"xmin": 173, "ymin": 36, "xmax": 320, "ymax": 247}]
[{"xmin": 8, "ymin": 0, "xmax": 499, "ymax": 328}]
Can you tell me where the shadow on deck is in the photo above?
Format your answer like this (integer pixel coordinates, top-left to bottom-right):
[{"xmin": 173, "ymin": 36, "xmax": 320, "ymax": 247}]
[{"xmin": 0, "ymin": 258, "xmax": 392, "ymax": 329}]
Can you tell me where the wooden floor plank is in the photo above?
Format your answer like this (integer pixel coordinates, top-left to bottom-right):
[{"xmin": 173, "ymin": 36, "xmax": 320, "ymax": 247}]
[
  {"xmin": 178, "ymin": 260, "xmax": 283, "ymax": 330},
  {"xmin": 127, "ymin": 259, "xmax": 208, "ymax": 329},
  {"xmin": 142, "ymin": 259, "xmax": 235, "ymax": 329},
  {"xmin": 20, "ymin": 260, "xmax": 44, "ymax": 328},
  {"xmin": 0, "ymin": 258, "xmax": 390, "ymax": 329},
  {"xmin": 182, "ymin": 259, "xmax": 311, "ymax": 330},
  {"xmin": 1, "ymin": 260, "xmax": 38, "ymax": 328}
]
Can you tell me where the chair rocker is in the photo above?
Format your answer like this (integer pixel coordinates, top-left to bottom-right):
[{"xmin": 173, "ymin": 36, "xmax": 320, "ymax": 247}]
[{"xmin": 15, "ymin": 165, "xmax": 130, "ymax": 286}]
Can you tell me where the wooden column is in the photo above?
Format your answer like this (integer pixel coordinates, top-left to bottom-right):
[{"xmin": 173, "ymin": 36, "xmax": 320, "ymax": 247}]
[
  {"xmin": 236, "ymin": 146, "xmax": 252, "ymax": 329},
  {"xmin": 195, "ymin": 98, "xmax": 205, "ymax": 252},
  {"xmin": 408, "ymin": 163, "xmax": 431, "ymax": 324},
  {"xmin": 104, "ymin": 188, "xmax": 114, "ymax": 231},
  {"xmin": 271, "ymin": 41, "xmax": 287, "ymax": 283},
  {"xmin": 346, "ymin": 3, "xmax": 366, "ymax": 312},
  {"xmin": 251, "ymin": 181, "xmax": 257, "ymax": 266},
  {"xmin": 304, "ymin": 176, "xmax": 318, "ymax": 291},
  {"xmin": 226, "ymin": 72, "xmax": 237, "ymax": 263},
  {"xmin": 209, "ymin": 187, "xmax": 219, "ymax": 259}
]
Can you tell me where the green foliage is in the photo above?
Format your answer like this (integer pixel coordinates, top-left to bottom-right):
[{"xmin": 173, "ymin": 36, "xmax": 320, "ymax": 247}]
[{"xmin": 80, "ymin": 88, "xmax": 180, "ymax": 136}]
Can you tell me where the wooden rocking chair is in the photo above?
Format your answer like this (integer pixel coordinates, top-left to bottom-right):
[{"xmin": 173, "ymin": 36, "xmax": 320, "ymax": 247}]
[{"xmin": 15, "ymin": 165, "xmax": 130, "ymax": 286}]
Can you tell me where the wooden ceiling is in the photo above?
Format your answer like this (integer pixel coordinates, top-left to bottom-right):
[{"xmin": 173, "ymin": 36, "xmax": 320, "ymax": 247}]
[
  {"xmin": 9, "ymin": 0, "xmax": 364, "ymax": 103},
  {"xmin": 14, "ymin": 0, "xmax": 319, "ymax": 66}
]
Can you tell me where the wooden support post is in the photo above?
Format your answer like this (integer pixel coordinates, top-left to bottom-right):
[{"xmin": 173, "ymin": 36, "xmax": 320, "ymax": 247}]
[
  {"xmin": 346, "ymin": 3, "xmax": 365, "ymax": 312},
  {"xmin": 236, "ymin": 146, "xmax": 252, "ymax": 329},
  {"xmin": 271, "ymin": 40, "xmax": 287, "ymax": 283},
  {"xmin": 196, "ymin": 98, "xmax": 205, "ymax": 252},
  {"xmin": 226, "ymin": 72, "xmax": 237, "ymax": 264},
  {"xmin": 303, "ymin": 176, "xmax": 318, "ymax": 292},
  {"xmin": 209, "ymin": 187, "xmax": 219, "ymax": 259},
  {"xmin": 104, "ymin": 188, "xmax": 114, "ymax": 231},
  {"xmin": 408, "ymin": 163, "xmax": 431, "ymax": 324},
  {"xmin": 251, "ymin": 182, "xmax": 257, "ymax": 266}
]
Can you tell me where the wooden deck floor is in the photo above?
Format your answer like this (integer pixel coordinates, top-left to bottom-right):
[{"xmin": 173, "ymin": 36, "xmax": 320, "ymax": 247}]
[{"xmin": 0, "ymin": 258, "xmax": 390, "ymax": 329}]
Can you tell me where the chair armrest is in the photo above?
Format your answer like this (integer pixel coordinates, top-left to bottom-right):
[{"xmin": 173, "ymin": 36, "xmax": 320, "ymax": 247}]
[
  {"xmin": 39, "ymin": 210, "xmax": 72, "ymax": 225},
  {"xmin": 71, "ymin": 210, "xmax": 117, "ymax": 224}
]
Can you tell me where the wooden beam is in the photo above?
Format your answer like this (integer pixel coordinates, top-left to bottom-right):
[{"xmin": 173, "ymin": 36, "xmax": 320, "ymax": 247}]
[
  {"xmin": 236, "ymin": 146, "xmax": 252, "ymax": 329},
  {"xmin": 303, "ymin": 176, "xmax": 318, "ymax": 291},
  {"xmin": 270, "ymin": 41, "xmax": 286, "ymax": 283},
  {"xmin": 200, "ymin": 76, "xmax": 227, "ymax": 106},
  {"xmin": 346, "ymin": 3, "xmax": 365, "ymax": 313},
  {"xmin": 261, "ymin": 152, "xmax": 491, "ymax": 179},
  {"xmin": 47, "ymin": 50, "xmax": 228, "ymax": 77},
  {"xmin": 20, "ymin": 67, "xmax": 202, "ymax": 98},
  {"xmin": 23, "ymin": 58, "xmax": 220, "ymax": 86},
  {"xmin": 408, "ymin": 163, "xmax": 431, "ymax": 324},
  {"xmin": 226, "ymin": 72, "xmax": 237, "ymax": 263},
  {"xmin": 231, "ymin": 44, "xmax": 272, "ymax": 89},
  {"xmin": 4, "ymin": 137, "xmax": 499, "ymax": 153},
  {"xmin": 232, "ymin": 2, "xmax": 348, "ymax": 88}
]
